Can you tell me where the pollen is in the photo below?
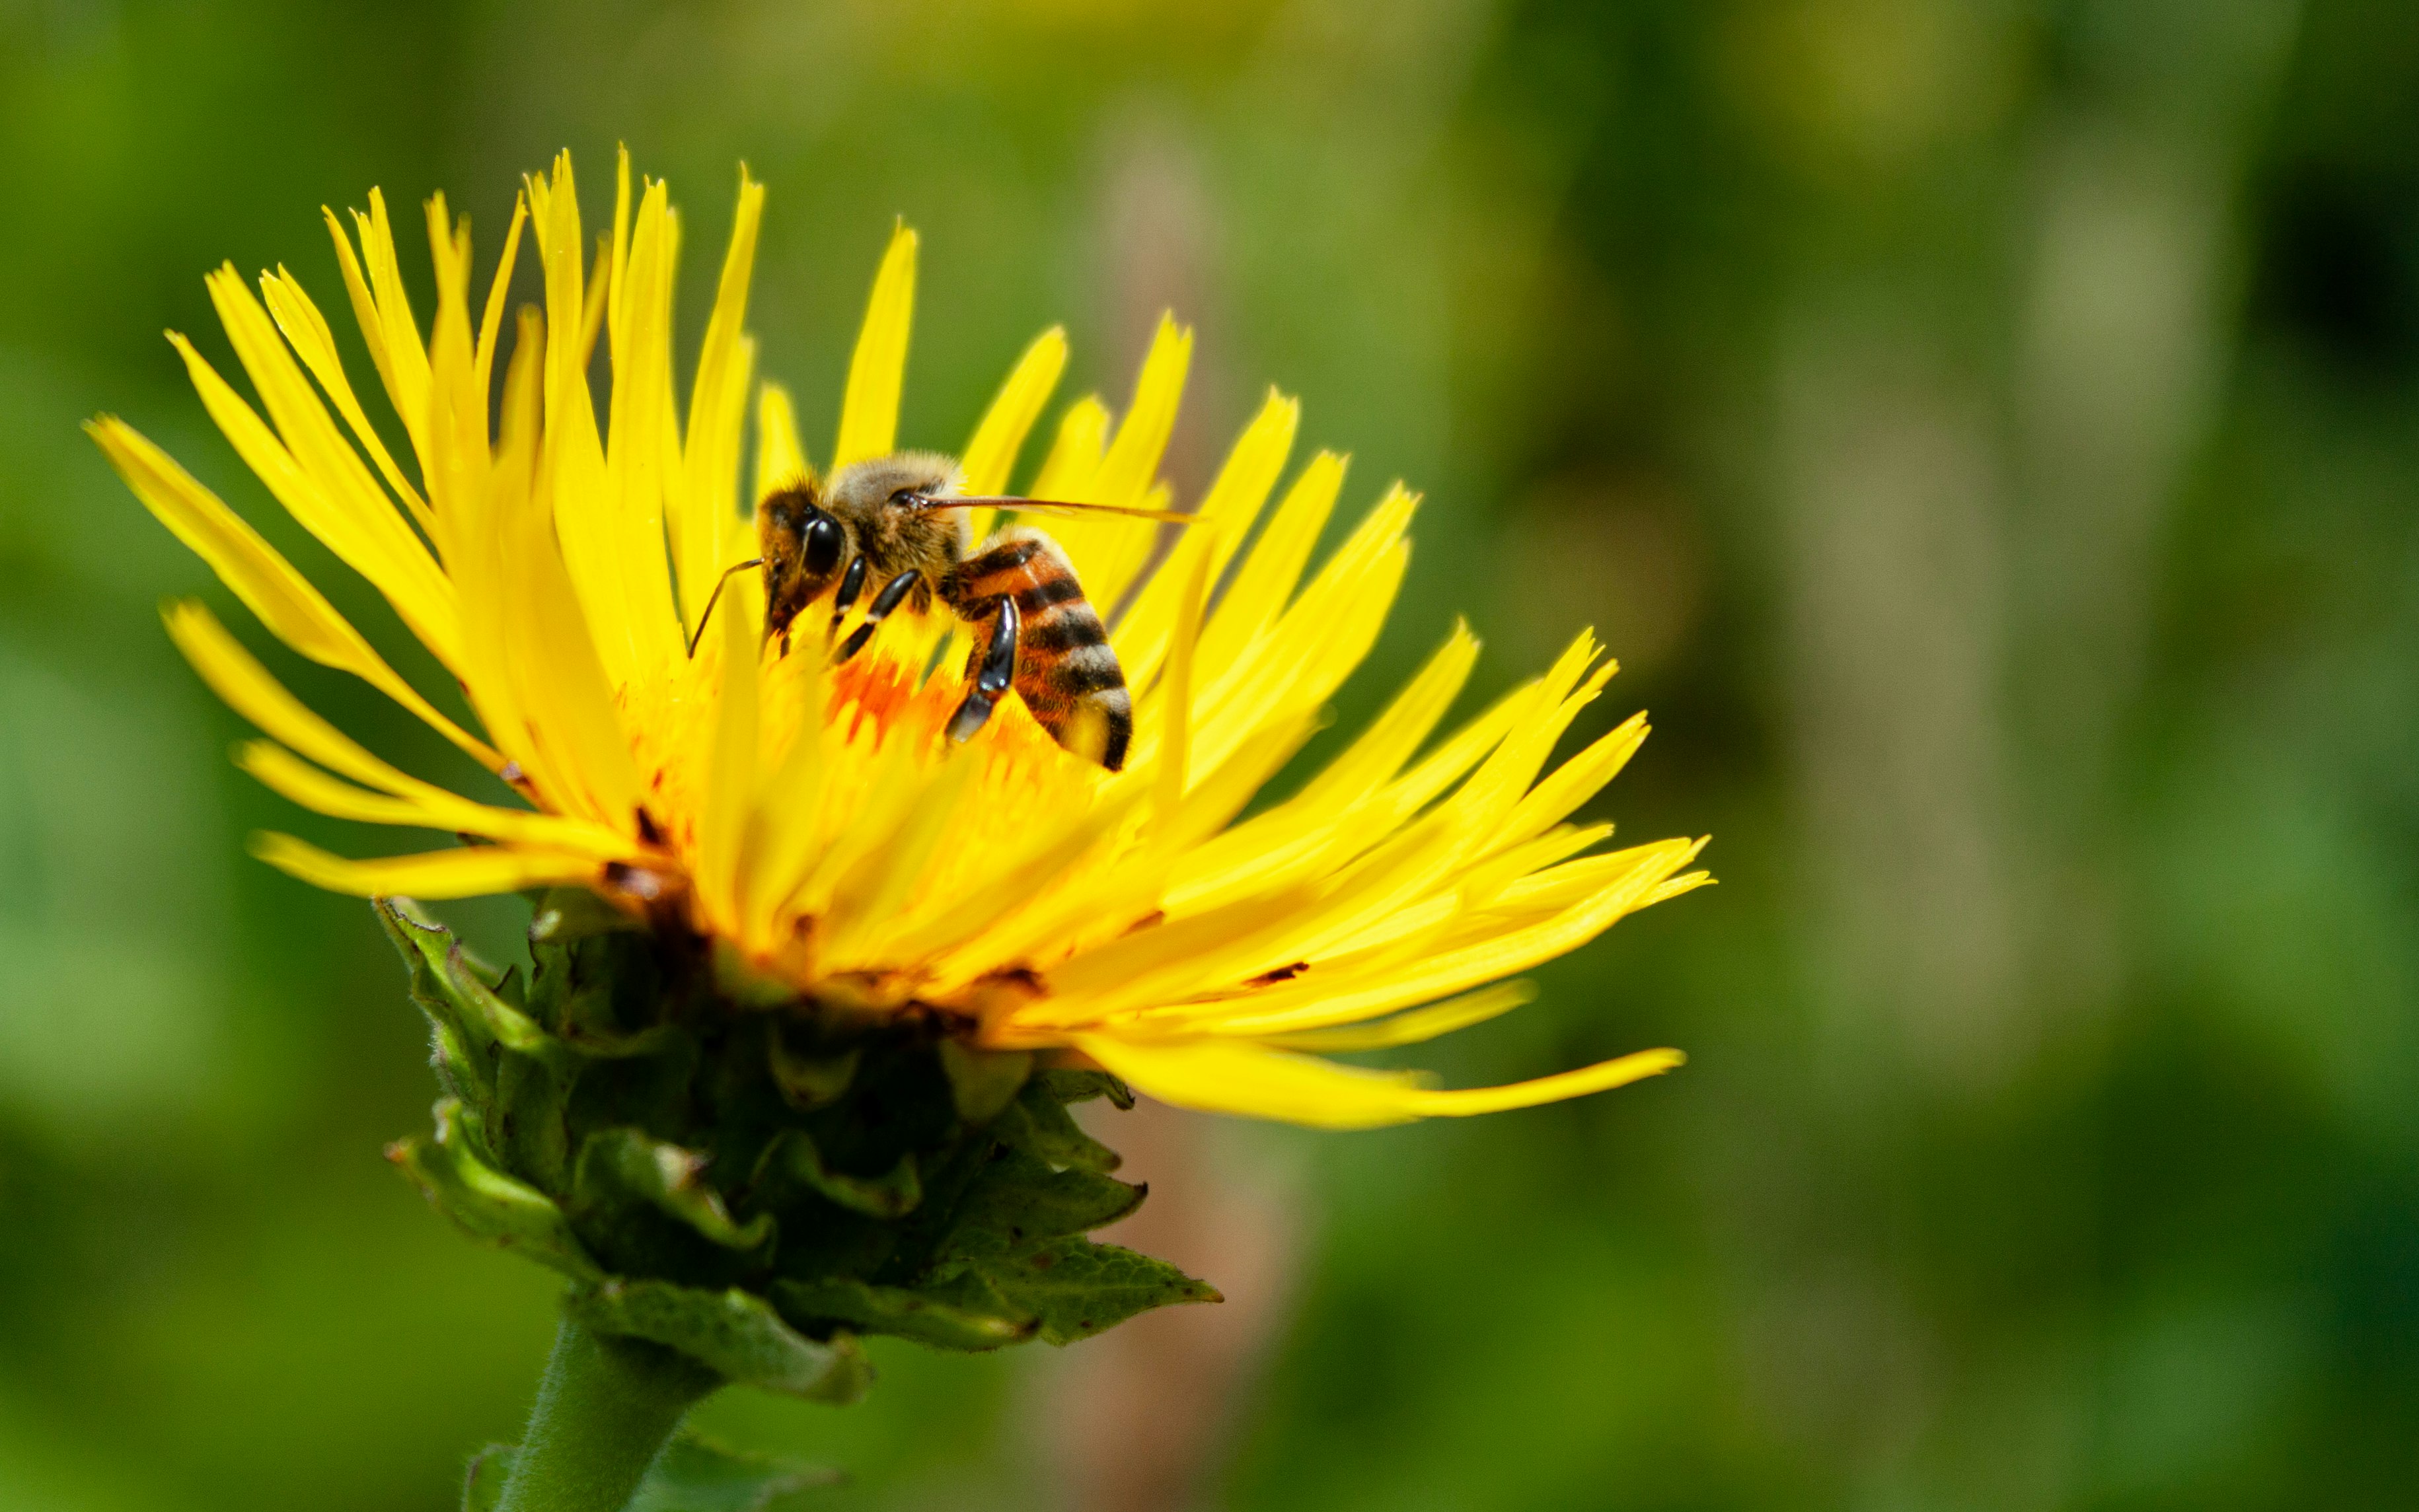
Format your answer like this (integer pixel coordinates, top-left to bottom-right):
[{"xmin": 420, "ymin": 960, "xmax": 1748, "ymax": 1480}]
[{"xmin": 91, "ymin": 149, "xmax": 1711, "ymax": 1129}]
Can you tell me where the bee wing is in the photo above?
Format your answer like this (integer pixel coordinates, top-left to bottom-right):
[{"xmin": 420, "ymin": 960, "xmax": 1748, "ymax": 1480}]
[{"xmin": 916, "ymin": 495, "xmax": 1199, "ymax": 526}]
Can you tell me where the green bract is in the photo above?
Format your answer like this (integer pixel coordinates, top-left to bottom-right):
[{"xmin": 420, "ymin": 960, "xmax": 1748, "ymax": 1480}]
[{"xmin": 379, "ymin": 892, "xmax": 1219, "ymax": 1406}]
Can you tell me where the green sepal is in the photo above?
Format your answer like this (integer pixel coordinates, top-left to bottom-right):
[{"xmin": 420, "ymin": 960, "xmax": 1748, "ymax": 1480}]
[
  {"xmin": 1032, "ymin": 1067, "xmax": 1135, "ymax": 1109},
  {"xmin": 938, "ymin": 1041, "xmax": 1033, "ymax": 1123},
  {"xmin": 379, "ymin": 898, "xmax": 556, "ymax": 1111},
  {"xmin": 773, "ymin": 1273, "xmax": 1036, "ymax": 1351},
  {"xmin": 972, "ymin": 1238, "xmax": 1220, "ymax": 1345},
  {"xmin": 576, "ymin": 1128, "xmax": 774, "ymax": 1251},
  {"xmin": 527, "ymin": 887, "xmax": 644, "ymax": 945},
  {"xmin": 463, "ymin": 1431, "xmax": 838, "ymax": 1512},
  {"xmin": 713, "ymin": 939, "xmax": 806, "ymax": 1011},
  {"xmin": 754, "ymin": 1130, "xmax": 920, "ymax": 1219},
  {"xmin": 936, "ymin": 1145, "xmax": 1145, "ymax": 1261},
  {"xmin": 630, "ymin": 1432, "xmax": 844, "ymax": 1511},
  {"xmin": 996, "ymin": 1083, "xmax": 1121, "ymax": 1173},
  {"xmin": 462, "ymin": 1442, "xmax": 513, "ymax": 1511},
  {"xmin": 766, "ymin": 1028, "xmax": 860, "ymax": 1111},
  {"xmin": 567, "ymin": 1278, "xmax": 872, "ymax": 1403},
  {"xmin": 388, "ymin": 1098, "xmax": 601, "ymax": 1281}
]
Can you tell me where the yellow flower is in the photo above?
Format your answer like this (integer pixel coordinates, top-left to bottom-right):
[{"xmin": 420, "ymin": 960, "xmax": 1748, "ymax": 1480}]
[{"xmin": 91, "ymin": 151, "xmax": 1709, "ymax": 1128}]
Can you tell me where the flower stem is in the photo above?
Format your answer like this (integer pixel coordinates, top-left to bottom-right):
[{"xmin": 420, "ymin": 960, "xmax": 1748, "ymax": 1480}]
[{"xmin": 496, "ymin": 1317, "xmax": 721, "ymax": 1512}]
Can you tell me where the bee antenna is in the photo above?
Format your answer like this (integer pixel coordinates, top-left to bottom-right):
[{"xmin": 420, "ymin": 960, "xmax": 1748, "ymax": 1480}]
[{"xmin": 685, "ymin": 558, "xmax": 765, "ymax": 659}]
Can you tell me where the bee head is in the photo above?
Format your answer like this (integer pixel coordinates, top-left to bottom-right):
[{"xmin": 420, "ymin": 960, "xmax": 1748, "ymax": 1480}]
[{"xmin": 758, "ymin": 482, "xmax": 848, "ymax": 637}]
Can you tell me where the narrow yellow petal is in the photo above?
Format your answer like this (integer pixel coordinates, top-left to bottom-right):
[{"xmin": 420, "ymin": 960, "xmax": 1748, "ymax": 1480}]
[
  {"xmin": 472, "ymin": 194, "xmax": 529, "ymax": 415},
  {"xmin": 959, "ymin": 327, "xmax": 1068, "ymax": 495},
  {"xmin": 1113, "ymin": 390, "xmax": 1300, "ymax": 687},
  {"xmin": 93, "ymin": 417, "xmax": 498, "ymax": 770},
  {"xmin": 1025, "ymin": 395, "xmax": 1107, "ymax": 501},
  {"xmin": 164, "ymin": 598, "xmax": 452, "ymax": 801},
  {"xmin": 353, "ymin": 190, "xmax": 433, "ymax": 470},
  {"xmin": 1398, "ymin": 1050, "xmax": 1687, "ymax": 1117},
  {"xmin": 696, "ymin": 579, "xmax": 764, "ymax": 931},
  {"xmin": 1257, "ymin": 981, "xmax": 1538, "ymax": 1051},
  {"xmin": 832, "ymin": 223, "xmax": 918, "ymax": 470},
  {"xmin": 258, "ymin": 266, "xmax": 434, "ymax": 538},
  {"xmin": 1489, "ymin": 711, "xmax": 1649, "ymax": 854},
  {"xmin": 755, "ymin": 382, "xmax": 810, "ymax": 502},
  {"xmin": 1046, "ymin": 316, "xmax": 1191, "ymax": 608},
  {"xmin": 235, "ymin": 742, "xmax": 632, "ymax": 859},
  {"xmin": 1072, "ymin": 1032, "xmax": 1681, "ymax": 1128},
  {"xmin": 1151, "ymin": 530, "xmax": 1215, "ymax": 823},
  {"xmin": 1071, "ymin": 1034, "xmax": 1430, "ymax": 1128},
  {"xmin": 184, "ymin": 270, "xmax": 463, "ymax": 665},
  {"xmin": 1195, "ymin": 452, "xmax": 1347, "ymax": 679},
  {"xmin": 677, "ymin": 168, "xmax": 766, "ymax": 620},
  {"xmin": 1289, "ymin": 620, "xmax": 1479, "ymax": 814},
  {"xmin": 250, "ymin": 833, "xmax": 598, "ymax": 899},
  {"xmin": 1200, "ymin": 837, "xmax": 1708, "ymax": 1036},
  {"xmin": 1092, "ymin": 314, "xmax": 1191, "ymax": 507}
]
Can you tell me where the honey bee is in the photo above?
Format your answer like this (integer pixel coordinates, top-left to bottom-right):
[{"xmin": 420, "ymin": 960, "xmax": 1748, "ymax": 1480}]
[{"xmin": 692, "ymin": 452, "xmax": 1191, "ymax": 772}]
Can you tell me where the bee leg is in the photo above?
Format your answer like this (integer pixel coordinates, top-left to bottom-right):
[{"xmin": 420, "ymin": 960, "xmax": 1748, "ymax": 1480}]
[
  {"xmin": 946, "ymin": 598, "xmax": 1020, "ymax": 744},
  {"xmin": 826, "ymin": 554, "xmax": 870, "ymax": 637},
  {"xmin": 835, "ymin": 568, "xmax": 921, "ymax": 662}
]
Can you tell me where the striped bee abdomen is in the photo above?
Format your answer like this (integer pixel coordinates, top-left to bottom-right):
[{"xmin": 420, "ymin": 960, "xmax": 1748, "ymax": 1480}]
[{"xmin": 944, "ymin": 528, "xmax": 1132, "ymax": 770}]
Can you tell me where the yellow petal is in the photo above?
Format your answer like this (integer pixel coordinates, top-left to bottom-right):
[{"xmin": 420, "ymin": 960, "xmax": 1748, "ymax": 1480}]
[
  {"xmin": 1048, "ymin": 316, "xmax": 1191, "ymax": 608},
  {"xmin": 677, "ymin": 168, "xmax": 766, "ymax": 622},
  {"xmin": 1199, "ymin": 837, "xmax": 1708, "ymax": 1036},
  {"xmin": 1257, "ymin": 980, "xmax": 1537, "ymax": 1051},
  {"xmin": 322, "ymin": 190, "xmax": 433, "ymax": 481},
  {"xmin": 257, "ymin": 266, "xmax": 434, "ymax": 538},
  {"xmin": 1072, "ymin": 1033, "xmax": 1684, "ymax": 1129},
  {"xmin": 832, "ymin": 222, "xmax": 917, "ymax": 470},
  {"xmin": 1397, "ymin": 1050, "xmax": 1687, "ymax": 1117},
  {"xmin": 755, "ymin": 382, "xmax": 810, "ymax": 502},
  {"xmin": 250, "ymin": 833, "xmax": 599, "ymax": 899},
  {"xmin": 1026, "ymin": 395, "xmax": 1107, "ymax": 501},
  {"xmin": 694, "ymin": 579, "xmax": 764, "ymax": 930},
  {"xmin": 235, "ymin": 741, "xmax": 632, "ymax": 859},
  {"xmin": 172, "ymin": 291, "xmax": 461, "ymax": 668},
  {"xmin": 472, "ymin": 194, "xmax": 529, "ymax": 412},
  {"xmin": 1113, "ymin": 389, "xmax": 1299, "ymax": 688},
  {"xmin": 1193, "ymin": 452, "xmax": 1347, "ymax": 680},
  {"xmin": 165, "ymin": 599, "xmax": 457, "ymax": 801},
  {"xmin": 92, "ymin": 417, "xmax": 498, "ymax": 770},
  {"xmin": 959, "ymin": 327, "xmax": 1068, "ymax": 495}
]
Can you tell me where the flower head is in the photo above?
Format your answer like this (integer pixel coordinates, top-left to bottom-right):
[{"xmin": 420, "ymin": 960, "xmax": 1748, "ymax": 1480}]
[{"xmin": 93, "ymin": 151, "xmax": 1709, "ymax": 1129}]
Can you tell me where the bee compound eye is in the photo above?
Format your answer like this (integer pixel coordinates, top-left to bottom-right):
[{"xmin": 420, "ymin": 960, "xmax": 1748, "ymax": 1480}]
[{"xmin": 801, "ymin": 512, "xmax": 844, "ymax": 577}]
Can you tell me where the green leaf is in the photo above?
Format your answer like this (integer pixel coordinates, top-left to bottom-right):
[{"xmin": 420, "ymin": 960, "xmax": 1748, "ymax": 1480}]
[
  {"xmin": 389, "ymin": 1098, "xmax": 601, "ymax": 1281},
  {"xmin": 1032, "ymin": 1067, "xmax": 1135, "ymax": 1109},
  {"xmin": 995, "ymin": 1084, "xmax": 1121, "ymax": 1173},
  {"xmin": 936, "ymin": 1146, "xmax": 1145, "ymax": 1261},
  {"xmin": 755, "ymin": 1129, "xmax": 920, "ymax": 1218},
  {"xmin": 567, "ymin": 1279, "xmax": 872, "ymax": 1403},
  {"xmin": 630, "ymin": 1432, "xmax": 843, "ymax": 1511},
  {"xmin": 773, "ymin": 1274, "xmax": 1035, "ymax": 1351},
  {"xmin": 975, "ymin": 1238, "xmax": 1220, "ymax": 1345},
  {"xmin": 576, "ymin": 1128, "xmax": 774, "ymax": 1250},
  {"xmin": 938, "ymin": 1041, "xmax": 1033, "ymax": 1123}
]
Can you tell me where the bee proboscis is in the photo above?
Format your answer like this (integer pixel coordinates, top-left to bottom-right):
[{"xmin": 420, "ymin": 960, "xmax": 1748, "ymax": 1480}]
[{"xmin": 691, "ymin": 451, "xmax": 1195, "ymax": 772}]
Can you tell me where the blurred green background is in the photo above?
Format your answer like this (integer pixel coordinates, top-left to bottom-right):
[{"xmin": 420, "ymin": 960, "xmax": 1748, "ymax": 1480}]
[{"xmin": 4, "ymin": 0, "xmax": 2416, "ymax": 1507}]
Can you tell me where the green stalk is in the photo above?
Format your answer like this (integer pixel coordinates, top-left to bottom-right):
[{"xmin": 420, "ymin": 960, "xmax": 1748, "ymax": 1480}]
[{"xmin": 495, "ymin": 1318, "xmax": 721, "ymax": 1512}]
